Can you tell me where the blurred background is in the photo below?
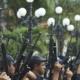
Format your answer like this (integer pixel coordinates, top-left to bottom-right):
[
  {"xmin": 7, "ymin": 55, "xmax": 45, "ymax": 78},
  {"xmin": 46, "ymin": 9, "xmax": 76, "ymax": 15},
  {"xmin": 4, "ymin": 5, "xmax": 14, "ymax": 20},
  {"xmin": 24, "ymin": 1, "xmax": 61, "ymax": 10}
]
[{"xmin": 0, "ymin": 0, "xmax": 80, "ymax": 58}]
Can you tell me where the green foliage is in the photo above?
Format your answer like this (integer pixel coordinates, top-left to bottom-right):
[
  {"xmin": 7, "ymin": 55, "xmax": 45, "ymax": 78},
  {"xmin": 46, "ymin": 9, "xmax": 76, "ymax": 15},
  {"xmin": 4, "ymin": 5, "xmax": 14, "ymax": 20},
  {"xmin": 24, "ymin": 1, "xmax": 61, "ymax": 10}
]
[
  {"xmin": 0, "ymin": 27, "xmax": 27, "ymax": 57},
  {"xmin": 0, "ymin": 26, "xmax": 49, "ymax": 57},
  {"xmin": 1, "ymin": 0, "xmax": 80, "ymax": 57}
]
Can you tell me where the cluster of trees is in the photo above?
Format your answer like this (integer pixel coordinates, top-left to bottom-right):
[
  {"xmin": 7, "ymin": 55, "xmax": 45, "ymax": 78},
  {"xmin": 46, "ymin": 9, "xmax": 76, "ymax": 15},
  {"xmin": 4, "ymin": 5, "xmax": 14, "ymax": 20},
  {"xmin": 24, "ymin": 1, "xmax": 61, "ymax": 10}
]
[{"xmin": 0, "ymin": 0, "xmax": 80, "ymax": 57}]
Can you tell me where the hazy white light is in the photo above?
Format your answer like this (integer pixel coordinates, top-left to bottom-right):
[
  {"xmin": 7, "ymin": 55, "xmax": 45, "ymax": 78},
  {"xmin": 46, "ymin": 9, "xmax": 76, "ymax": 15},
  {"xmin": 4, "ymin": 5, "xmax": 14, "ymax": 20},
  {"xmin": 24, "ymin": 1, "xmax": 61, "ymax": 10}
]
[
  {"xmin": 67, "ymin": 24, "xmax": 75, "ymax": 31},
  {"xmin": 26, "ymin": 0, "xmax": 34, "ymax": 3},
  {"xmin": 63, "ymin": 18, "xmax": 70, "ymax": 26},
  {"xmin": 17, "ymin": 11, "xmax": 21, "ymax": 18},
  {"xmin": 38, "ymin": 8, "xmax": 46, "ymax": 16},
  {"xmin": 74, "ymin": 15, "xmax": 80, "ymax": 21},
  {"xmin": 35, "ymin": 8, "xmax": 46, "ymax": 17},
  {"xmin": 47, "ymin": 18, "xmax": 55, "ymax": 26},
  {"xmin": 35, "ymin": 9, "xmax": 40, "ymax": 18},
  {"xmin": 33, "ymin": 51, "xmax": 39, "ymax": 56},
  {"xmin": 55, "ymin": 6, "xmax": 63, "ymax": 14},
  {"xmin": 19, "ymin": 8, "xmax": 27, "ymax": 16}
]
